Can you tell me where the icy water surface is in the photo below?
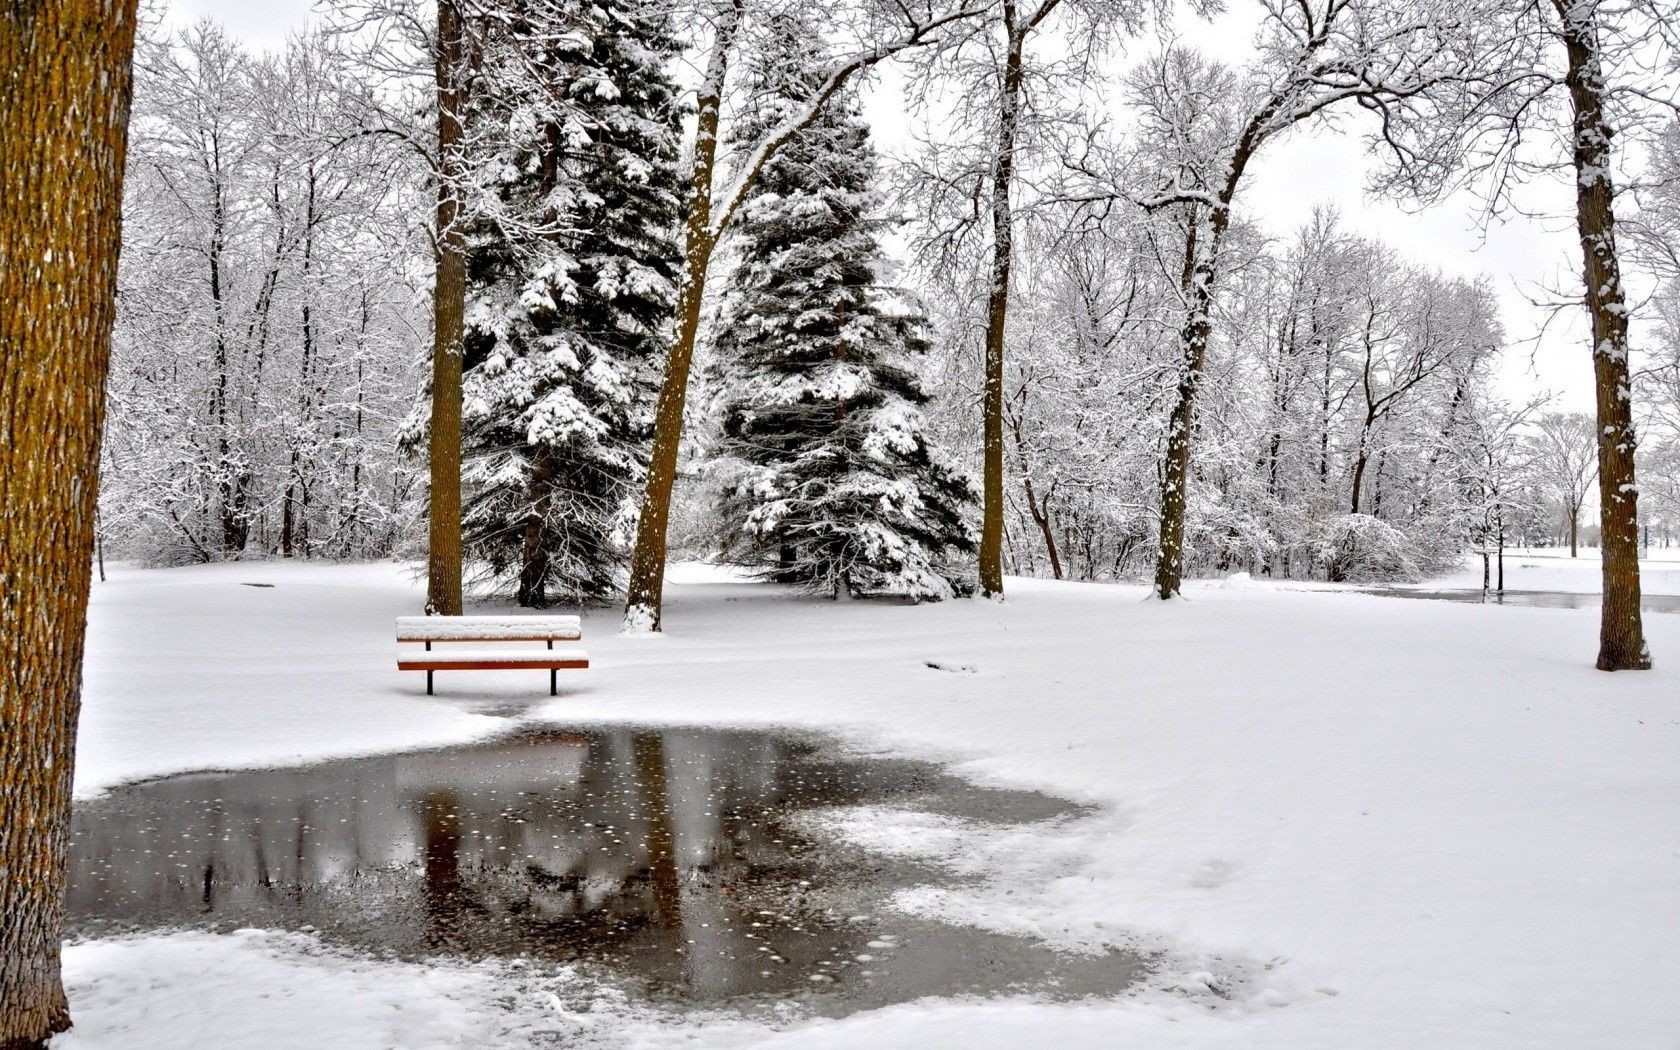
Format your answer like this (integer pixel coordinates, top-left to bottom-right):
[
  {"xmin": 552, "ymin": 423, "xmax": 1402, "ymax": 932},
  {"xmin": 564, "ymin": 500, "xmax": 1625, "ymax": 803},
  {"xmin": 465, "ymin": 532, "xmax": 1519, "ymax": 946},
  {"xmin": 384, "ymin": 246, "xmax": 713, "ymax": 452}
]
[
  {"xmin": 1359, "ymin": 587, "xmax": 1680, "ymax": 613},
  {"xmin": 68, "ymin": 727, "xmax": 1143, "ymax": 1013}
]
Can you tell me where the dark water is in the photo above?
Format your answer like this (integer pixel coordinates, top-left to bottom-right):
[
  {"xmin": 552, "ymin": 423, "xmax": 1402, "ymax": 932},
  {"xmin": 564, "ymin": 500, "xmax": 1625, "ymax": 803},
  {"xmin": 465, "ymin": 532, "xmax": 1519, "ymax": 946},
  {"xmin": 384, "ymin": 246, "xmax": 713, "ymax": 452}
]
[
  {"xmin": 68, "ymin": 727, "xmax": 1144, "ymax": 1013},
  {"xmin": 1358, "ymin": 587, "xmax": 1680, "ymax": 613}
]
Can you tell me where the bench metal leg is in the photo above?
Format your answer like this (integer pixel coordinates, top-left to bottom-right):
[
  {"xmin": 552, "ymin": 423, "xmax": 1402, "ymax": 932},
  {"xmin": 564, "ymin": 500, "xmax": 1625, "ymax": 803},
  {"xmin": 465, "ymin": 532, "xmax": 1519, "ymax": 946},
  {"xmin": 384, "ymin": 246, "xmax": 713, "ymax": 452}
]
[
  {"xmin": 427, "ymin": 670, "xmax": 434, "ymax": 696},
  {"xmin": 550, "ymin": 669, "xmax": 557, "ymax": 696}
]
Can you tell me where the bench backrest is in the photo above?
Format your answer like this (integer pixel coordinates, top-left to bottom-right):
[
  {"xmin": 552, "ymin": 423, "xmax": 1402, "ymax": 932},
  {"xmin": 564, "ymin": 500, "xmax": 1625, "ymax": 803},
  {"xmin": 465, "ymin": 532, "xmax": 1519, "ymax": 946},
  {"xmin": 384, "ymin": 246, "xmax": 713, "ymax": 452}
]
[{"xmin": 396, "ymin": 615, "xmax": 582, "ymax": 642}]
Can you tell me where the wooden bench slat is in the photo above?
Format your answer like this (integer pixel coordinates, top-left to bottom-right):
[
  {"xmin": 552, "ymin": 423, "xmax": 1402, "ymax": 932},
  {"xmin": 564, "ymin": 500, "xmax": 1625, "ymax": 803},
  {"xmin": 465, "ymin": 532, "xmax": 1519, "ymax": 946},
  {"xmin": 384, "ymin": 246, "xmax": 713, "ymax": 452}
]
[
  {"xmin": 398, "ymin": 657, "xmax": 590, "ymax": 671},
  {"xmin": 396, "ymin": 632, "xmax": 582, "ymax": 643},
  {"xmin": 397, "ymin": 649, "xmax": 589, "ymax": 670},
  {"xmin": 396, "ymin": 617, "xmax": 588, "ymax": 696},
  {"xmin": 395, "ymin": 615, "xmax": 581, "ymax": 641}
]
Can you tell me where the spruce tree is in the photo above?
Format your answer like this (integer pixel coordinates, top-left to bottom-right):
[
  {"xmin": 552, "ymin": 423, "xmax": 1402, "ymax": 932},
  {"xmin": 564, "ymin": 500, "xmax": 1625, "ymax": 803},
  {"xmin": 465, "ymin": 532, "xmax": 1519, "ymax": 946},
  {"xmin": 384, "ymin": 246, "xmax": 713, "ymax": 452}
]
[
  {"xmin": 709, "ymin": 23, "xmax": 977, "ymax": 600},
  {"xmin": 459, "ymin": 0, "xmax": 683, "ymax": 606}
]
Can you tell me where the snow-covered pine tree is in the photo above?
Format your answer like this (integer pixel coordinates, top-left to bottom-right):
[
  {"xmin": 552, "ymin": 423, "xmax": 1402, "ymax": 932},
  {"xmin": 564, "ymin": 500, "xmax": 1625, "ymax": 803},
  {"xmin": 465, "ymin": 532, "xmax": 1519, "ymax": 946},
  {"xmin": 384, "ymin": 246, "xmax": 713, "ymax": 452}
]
[
  {"xmin": 459, "ymin": 0, "xmax": 683, "ymax": 606},
  {"xmin": 709, "ymin": 20, "xmax": 977, "ymax": 601}
]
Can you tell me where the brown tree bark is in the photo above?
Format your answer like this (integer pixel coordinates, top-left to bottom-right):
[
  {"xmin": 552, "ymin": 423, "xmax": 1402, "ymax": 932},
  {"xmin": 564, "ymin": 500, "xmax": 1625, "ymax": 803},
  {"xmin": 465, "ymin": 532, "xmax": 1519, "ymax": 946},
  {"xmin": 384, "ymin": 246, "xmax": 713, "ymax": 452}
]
[
  {"xmin": 0, "ymin": 2, "xmax": 139, "ymax": 1045},
  {"xmin": 1152, "ymin": 89, "xmax": 1289, "ymax": 598},
  {"xmin": 1554, "ymin": 0, "xmax": 1649, "ymax": 670},
  {"xmin": 427, "ymin": 0, "xmax": 468, "ymax": 616},
  {"xmin": 1154, "ymin": 274, "xmax": 1216, "ymax": 598},
  {"xmin": 978, "ymin": 9, "xmax": 1027, "ymax": 600},
  {"xmin": 623, "ymin": 2, "xmax": 739, "ymax": 632}
]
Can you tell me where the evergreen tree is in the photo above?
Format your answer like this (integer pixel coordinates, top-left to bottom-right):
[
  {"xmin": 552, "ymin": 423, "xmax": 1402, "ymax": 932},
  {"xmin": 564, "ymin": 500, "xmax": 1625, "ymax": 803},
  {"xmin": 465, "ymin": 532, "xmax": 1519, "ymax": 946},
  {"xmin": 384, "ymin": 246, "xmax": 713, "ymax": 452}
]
[
  {"xmin": 709, "ymin": 22, "xmax": 977, "ymax": 600},
  {"xmin": 459, "ymin": 0, "xmax": 683, "ymax": 606}
]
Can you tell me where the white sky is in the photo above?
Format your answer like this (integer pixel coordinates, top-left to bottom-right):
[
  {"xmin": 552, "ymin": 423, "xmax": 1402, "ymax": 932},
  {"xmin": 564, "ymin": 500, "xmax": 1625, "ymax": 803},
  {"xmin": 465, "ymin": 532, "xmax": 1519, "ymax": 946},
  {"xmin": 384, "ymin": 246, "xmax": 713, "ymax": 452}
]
[{"xmin": 163, "ymin": 0, "xmax": 1600, "ymax": 412}]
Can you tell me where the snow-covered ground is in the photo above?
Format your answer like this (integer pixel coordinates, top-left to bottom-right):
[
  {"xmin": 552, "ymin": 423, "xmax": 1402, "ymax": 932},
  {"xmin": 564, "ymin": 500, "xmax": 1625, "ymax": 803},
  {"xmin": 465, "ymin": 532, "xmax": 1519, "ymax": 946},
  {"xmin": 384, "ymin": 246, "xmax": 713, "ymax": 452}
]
[{"xmin": 60, "ymin": 560, "xmax": 1680, "ymax": 1049}]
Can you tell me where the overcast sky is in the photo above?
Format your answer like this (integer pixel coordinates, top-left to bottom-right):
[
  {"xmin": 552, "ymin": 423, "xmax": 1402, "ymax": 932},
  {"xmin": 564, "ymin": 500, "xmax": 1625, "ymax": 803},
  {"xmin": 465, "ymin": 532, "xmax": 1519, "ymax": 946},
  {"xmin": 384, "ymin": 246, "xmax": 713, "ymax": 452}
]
[{"xmin": 163, "ymin": 0, "xmax": 1600, "ymax": 412}]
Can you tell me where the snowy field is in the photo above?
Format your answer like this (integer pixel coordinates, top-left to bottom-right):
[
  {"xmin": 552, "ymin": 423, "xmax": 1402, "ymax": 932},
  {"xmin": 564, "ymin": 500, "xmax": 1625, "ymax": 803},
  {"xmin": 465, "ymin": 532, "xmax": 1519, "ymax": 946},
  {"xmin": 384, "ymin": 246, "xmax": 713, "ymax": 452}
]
[{"xmin": 60, "ymin": 560, "xmax": 1680, "ymax": 1049}]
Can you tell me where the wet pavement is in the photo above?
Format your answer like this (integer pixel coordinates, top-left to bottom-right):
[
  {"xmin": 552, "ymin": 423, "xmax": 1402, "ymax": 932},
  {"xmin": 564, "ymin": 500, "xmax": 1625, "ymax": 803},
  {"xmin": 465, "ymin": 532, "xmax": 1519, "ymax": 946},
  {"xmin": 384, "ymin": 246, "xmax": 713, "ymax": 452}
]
[
  {"xmin": 1357, "ymin": 587, "xmax": 1680, "ymax": 613},
  {"xmin": 69, "ymin": 727, "xmax": 1145, "ymax": 1014}
]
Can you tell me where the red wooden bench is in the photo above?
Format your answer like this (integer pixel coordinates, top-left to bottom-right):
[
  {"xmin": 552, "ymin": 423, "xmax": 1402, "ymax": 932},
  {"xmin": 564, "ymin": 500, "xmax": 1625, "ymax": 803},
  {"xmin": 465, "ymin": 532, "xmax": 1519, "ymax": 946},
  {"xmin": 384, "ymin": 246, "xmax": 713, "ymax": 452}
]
[{"xmin": 397, "ymin": 615, "xmax": 588, "ymax": 695}]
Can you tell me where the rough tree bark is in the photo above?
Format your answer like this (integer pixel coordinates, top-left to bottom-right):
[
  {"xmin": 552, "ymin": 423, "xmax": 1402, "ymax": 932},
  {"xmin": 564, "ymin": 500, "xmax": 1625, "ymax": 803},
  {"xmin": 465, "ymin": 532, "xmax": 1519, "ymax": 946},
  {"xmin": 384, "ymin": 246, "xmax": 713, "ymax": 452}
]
[
  {"xmin": 979, "ymin": 6, "xmax": 1028, "ymax": 599},
  {"xmin": 1153, "ymin": 220, "xmax": 1219, "ymax": 598},
  {"xmin": 0, "ymin": 2, "xmax": 139, "ymax": 1046},
  {"xmin": 427, "ymin": 0, "xmax": 467, "ymax": 616},
  {"xmin": 1554, "ymin": 0, "xmax": 1649, "ymax": 670},
  {"xmin": 622, "ymin": 0, "xmax": 738, "ymax": 633}
]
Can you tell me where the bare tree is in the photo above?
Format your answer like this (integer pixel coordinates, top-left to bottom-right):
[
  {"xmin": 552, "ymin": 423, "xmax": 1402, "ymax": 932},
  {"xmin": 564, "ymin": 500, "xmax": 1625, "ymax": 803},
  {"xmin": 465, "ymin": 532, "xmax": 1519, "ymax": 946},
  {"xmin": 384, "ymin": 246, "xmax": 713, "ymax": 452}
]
[
  {"xmin": 1377, "ymin": 0, "xmax": 1675, "ymax": 668},
  {"xmin": 1529, "ymin": 411, "xmax": 1600, "ymax": 557},
  {"xmin": 0, "ymin": 2, "xmax": 139, "ymax": 1045},
  {"xmin": 898, "ymin": 0, "xmax": 1143, "ymax": 599},
  {"xmin": 1079, "ymin": 0, "xmax": 1486, "ymax": 598}
]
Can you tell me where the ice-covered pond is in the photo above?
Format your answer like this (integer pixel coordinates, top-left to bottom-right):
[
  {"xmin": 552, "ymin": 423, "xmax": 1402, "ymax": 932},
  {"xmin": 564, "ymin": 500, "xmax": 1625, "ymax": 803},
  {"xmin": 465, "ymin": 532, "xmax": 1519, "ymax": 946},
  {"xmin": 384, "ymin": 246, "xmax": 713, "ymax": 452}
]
[
  {"xmin": 69, "ymin": 726, "xmax": 1145, "ymax": 1014},
  {"xmin": 1358, "ymin": 588, "xmax": 1680, "ymax": 613}
]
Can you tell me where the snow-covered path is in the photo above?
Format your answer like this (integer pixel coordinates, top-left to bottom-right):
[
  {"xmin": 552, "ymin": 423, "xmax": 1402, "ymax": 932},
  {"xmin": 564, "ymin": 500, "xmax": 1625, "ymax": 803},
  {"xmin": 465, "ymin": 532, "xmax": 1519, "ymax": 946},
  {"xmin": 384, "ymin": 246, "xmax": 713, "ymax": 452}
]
[{"xmin": 61, "ymin": 562, "xmax": 1680, "ymax": 1049}]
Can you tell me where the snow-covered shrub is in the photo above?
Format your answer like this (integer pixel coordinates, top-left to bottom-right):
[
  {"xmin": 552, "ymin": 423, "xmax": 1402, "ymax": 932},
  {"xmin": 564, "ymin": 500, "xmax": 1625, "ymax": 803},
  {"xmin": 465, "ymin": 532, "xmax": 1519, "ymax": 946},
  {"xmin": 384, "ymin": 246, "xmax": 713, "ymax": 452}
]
[{"xmin": 1312, "ymin": 514, "xmax": 1424, "ymax": 582}]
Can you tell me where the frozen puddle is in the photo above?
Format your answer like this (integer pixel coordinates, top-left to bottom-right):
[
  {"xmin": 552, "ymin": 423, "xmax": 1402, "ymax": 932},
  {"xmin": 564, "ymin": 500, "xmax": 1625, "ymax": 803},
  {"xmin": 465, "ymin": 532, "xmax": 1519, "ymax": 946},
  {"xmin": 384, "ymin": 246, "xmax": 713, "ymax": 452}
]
[
  {"xmin": 68, "ymin": 727, "xmax": 1145, "ymax": 1016},
  {"xmin": 1358, "ymin": 586, "xmax": 1680, "ymax": 613}
]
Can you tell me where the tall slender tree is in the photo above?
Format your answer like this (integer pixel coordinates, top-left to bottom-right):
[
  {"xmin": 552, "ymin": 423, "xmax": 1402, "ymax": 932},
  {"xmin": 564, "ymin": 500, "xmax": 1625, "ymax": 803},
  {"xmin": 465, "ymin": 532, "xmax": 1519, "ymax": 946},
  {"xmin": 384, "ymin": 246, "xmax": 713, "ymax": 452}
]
[
  {"xmin": 0, "ymin": 2, "xmax": 140, "ymax": 1044},
  {"xmin": 901, "ymin": 0, "xmax": 1142, "ymax": 600},
  {"xmin": 1077, "ymin": 0, "xmax": 1487, "ymax": 598},
  {"xmin": 1379, "ymin": 0, "xmax": 1672, "ymax": 668},
  {"xmin": 427, "ymin": 0, "xmax": 471, "ymax": 615}
]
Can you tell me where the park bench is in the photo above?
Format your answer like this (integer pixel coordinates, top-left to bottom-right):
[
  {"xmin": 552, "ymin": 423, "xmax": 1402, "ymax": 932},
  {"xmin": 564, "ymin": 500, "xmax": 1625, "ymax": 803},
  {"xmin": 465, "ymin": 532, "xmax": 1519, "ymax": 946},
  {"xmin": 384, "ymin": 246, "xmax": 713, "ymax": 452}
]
[{"xmin": 397, "ymin": 615, "xmax": 588, "ymax": 696}]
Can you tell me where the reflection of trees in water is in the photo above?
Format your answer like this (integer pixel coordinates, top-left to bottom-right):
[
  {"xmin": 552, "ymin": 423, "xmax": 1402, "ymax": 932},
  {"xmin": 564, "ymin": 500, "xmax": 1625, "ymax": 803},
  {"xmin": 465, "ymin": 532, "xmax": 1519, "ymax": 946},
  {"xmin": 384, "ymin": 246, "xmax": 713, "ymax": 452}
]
[{"xmin": 66, "ymin": 729, "xmax": 875, "ymax": 994}]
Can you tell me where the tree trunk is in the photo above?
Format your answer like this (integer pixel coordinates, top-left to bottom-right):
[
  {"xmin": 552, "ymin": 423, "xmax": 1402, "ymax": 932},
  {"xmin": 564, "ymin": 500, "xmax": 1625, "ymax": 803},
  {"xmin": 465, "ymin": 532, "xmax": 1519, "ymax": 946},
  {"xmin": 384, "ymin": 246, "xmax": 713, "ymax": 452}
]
[
  {"xmin": 426, "ymin": 0, "xmax": 467, "ymax": 616},
  {"xmin": 0, "ymin": 4, "xmax": 138, "ymax": 1045},
  {"xmin": 978, "ymin": 16, "xmax": 1026, "ymax": 600},
  {"xmin": 1556, "ymin": 0, "xmax": 1649, "ymax": 670},
  {"xmin": 516, "ymin": 454, "xmax": 555, "ymax": 608},
  {"xmin": 1350, "ymin": 449, "xmax": 1369, "ymax": 516},
  {"xmin": 1155, "ymin": 300, "xmax": 1212, "ymax": 598},
  {"xmin": 1568, "ymin": 504, "xmax": 1579, "ymax": 558},
  {"xmin": 1497, "ymin": 522, "xmax": 1505, "ymax": 595},
  {"xmin": 623, "ymin": 3, "xmax": 739, "ymax": 632},
  {"xmin": 1023, "ymin": 477, "xmax": 1062, "ymax": 580}
]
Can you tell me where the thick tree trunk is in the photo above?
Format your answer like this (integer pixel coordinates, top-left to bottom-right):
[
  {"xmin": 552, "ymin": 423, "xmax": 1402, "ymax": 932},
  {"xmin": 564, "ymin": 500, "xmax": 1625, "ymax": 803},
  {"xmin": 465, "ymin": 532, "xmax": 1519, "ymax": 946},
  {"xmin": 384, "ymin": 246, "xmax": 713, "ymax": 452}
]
[
  {"xmin": 979, "ymin": 17, "xmax": 1026, "ymax": 600},
  {"xmin": 1154, "ymin": 189, "xmax": 1241, "ymax": 600},
  {"xmin": 1155, "ymin": 303, "xmax": 1212, "ymax": 598},
  {"xmin": 624, "ymin": 5, "xmax": 738, "ymax": 632},
  {"xmin": 0, "ymin": 3, "xmax": 138, "ymax": 1045},
  {"xmin": 1555, "ymin": 0, "xmax": 1649, "ymax": 670},
  {"xmin": 427, "ymin": 0, "xmax": 467, "ymax": 616}
]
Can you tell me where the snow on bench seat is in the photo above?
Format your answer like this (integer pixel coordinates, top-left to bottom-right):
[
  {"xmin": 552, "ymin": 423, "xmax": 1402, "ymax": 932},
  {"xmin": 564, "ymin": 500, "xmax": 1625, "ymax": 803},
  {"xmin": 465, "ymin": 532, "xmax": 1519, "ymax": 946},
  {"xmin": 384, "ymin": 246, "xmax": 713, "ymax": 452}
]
[
  {"xmin": 395, "ymin": 615, "xmax": 582, "ymax": 642},
  {"xmin": 397, "ymin": 648, "xmax": 589, "ymax": 670}
]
